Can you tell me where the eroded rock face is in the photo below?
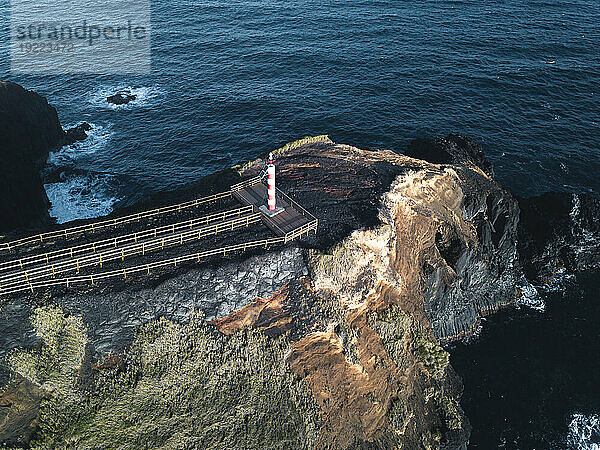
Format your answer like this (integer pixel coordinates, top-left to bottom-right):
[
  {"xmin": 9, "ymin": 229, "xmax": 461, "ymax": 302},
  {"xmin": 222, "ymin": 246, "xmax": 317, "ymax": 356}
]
[
  {"xmin": 222, "ymin": 135, "xmax": 520, "ymax": 446},
  {"xmin": 394, "ymin": 164, "xmax": 520, "ymax": 340},
  {"xmin": 241, "ymin": 135, "xmax": 521, "ymax": 341},
  {"xmin": 0, "ymin": 82, "xmax": 65, "ymax": 232}
]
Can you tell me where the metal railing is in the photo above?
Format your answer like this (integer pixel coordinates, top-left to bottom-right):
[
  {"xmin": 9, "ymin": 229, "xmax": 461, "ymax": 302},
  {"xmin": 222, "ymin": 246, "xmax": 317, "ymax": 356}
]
[
  {"xmin": 275, "ymin": 186, "xmax": 316, "ymax": 221},
  {"xmin": 0, "ymin": 190, "xmax": 233, "ymax": 253},
  {"xmin": 0, "ymin": 213, "xmax": 261, "ymax": 292},
  {"xmin": 0, "ymin": 223, "xmax": 317, "ymax": 296},
  {"xmin": 231, "ymin": 176, "xmax": 316, "ymax": 222},
  {"xmin": 284, "ymin": 220, "xmax": 318, "ymax": 243},
  {"xmin": 0, "ymin": 206, "xmax": 253, "ymax": 274}
]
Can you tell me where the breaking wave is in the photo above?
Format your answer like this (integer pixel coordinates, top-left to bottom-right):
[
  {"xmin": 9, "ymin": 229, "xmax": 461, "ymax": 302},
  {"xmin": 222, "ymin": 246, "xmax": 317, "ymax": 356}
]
[
  {"xmin": 569, "ymin": 194, "xmax": 600, "ymax": 271},
  {"xmin": 567, "ymin": 413, "xmax": 600, "ymax": 450},
  {"xmin": 44, "ymin": 173, "xmax": 119, "ymax": 224},
  {"xmin": 44, "ymin": 122, "xmax": 119, "ymax": 223},
  {"xmin": 515, "ymin": 277, "xmax": 545, "ymax": 312},
  {"xmin": 48, "ymin": 122, "xmax": 113, "ymax": 167}
]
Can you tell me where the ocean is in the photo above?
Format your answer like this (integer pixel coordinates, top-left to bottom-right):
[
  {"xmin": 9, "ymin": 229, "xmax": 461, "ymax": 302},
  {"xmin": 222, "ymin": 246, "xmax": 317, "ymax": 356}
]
[{"xmin": 1, "ymin": 0, "xmax": 599, "ymax": 447}]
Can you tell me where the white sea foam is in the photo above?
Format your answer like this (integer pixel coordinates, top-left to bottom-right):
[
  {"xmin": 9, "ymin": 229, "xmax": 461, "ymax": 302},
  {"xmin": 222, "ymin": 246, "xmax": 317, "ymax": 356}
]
[
  {"xmin": 45, "ymin": 174, "xmax": 118, "ymax": 224},
  {"xmin": 567, "ymin": 413, "xmax": 600, "ymax": 449},
  {"xmin": 88, "ymin": 85, "xmax": 161, "ymax": 110},
  {"xmin": 515, "ymin": 278, "xmax": 545, "ymax": 312},
  {"xmin": 463, "ymin": 319, "xmax": 485, "ymax": 344},
  {"xmin": 48, "ymin": 123, "xmax": 113, "ymax": 166},
  {"xmin": 44, "ymin": 122, "xmax": 118, "ymax": 223},
  {"xmin": 540, "ymin": 266, "xmax": 576, "ymax": 294},
  {"xmin": 569, "ymin": 194, "xmax": 600, "ymax": 270}
]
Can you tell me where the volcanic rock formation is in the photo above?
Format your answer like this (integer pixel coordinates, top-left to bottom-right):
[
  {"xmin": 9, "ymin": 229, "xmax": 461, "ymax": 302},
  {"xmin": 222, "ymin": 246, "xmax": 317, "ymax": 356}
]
[
  {"xmin": 1, "ymin": 135, "xmax": 530, "ymax": 448},
  {"xmin": 0, "ymin": 82, "xmax": 65, "ymax": 233}
]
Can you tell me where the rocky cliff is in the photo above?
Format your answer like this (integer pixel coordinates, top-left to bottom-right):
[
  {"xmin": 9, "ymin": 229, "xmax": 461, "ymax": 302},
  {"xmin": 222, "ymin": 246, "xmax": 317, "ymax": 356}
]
[
  {"xmin": 0, "ymin": 82, "xmax": 65, "ymax": 233},
  {"xmin": 245, "ymin": 135, "xmax": 522, "ymax": 341},
  {"xmin": 0, "ymin": 135, "xmax": 528, "ymax": 449}
]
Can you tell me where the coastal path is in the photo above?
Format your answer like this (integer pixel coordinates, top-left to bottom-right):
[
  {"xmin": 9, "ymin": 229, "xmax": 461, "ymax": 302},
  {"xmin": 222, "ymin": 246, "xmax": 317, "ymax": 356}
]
[{"xmin": 0, "ymin": 175, "xmax": 317, "ymax": 297}]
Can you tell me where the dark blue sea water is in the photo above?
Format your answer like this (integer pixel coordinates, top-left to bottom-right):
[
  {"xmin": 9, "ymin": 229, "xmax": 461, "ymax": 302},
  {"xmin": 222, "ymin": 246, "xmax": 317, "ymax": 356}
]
[
  {"xmin": 451, "ymin": 270, "xmax": 600, "ymax": 449},
  {"xmin": 1, "ymin": 0, "xmax": 599, "ymax": 447},
  {"xmin": 0, "ymin": 0, "xmax": 599, "ymax": 217}
]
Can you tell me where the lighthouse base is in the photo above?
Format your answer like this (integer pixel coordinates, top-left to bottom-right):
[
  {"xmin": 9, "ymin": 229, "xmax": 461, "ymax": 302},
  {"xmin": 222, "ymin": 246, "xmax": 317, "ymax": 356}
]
[{"xmin": 260, "ymin": 205, "xmax": 285, "ymax": 217}]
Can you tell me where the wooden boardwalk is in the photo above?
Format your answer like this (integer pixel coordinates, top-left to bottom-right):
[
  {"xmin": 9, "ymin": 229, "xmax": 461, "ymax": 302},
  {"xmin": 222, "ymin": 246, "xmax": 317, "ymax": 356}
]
[
  {"xmin": 0, "ymin": 176, "xmax": 317, "ymax": 297},
  {"xmin": 232, "ymin": 179, "xmax": 312, "ymax": 236}
]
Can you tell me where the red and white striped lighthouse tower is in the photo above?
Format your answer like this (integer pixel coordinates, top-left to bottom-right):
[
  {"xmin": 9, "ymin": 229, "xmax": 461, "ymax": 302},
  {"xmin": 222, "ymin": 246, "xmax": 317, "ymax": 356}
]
[
  {"xmin": 260, "ymin": 152, "xmax": 284, "ymax": 217},
  {"xmin": 267, "ymin": 153, "xmax": 276, "ymax": 211}
]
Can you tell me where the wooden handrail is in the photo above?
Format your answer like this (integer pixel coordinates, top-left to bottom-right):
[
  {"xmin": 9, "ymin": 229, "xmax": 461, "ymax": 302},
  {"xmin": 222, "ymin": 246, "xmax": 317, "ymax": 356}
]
[
  {"xmin": 0, "ymin": 235, "xmax": 286, "ymax": 296},
  {"xmin": 275, "ymin": 186, "xmax": 316, "ymax": 221},
  {"xmin": 0, "ymin": 190, "xmax": 233, "ymax": 252},
  {"xmin": 0, "ymin": 220, "xmax": 318, "ymax": 296},
  {"xmin": 232, "ymin": 176, "xmax": 316, "ymax": 221},
  {"xmin": 230, "ymin": 176, "xmax": 261, "ymax": 191},
  {"xmin": 0, "ymin": 206, "xmax": 252, "ymax": 273},
  {"xmin": 0, "ymin": 175, "xmax": 319, "ymax": 296},
  {"xmin": 0, "ymin": 213, "xmax": 261, "ymax": 290}
]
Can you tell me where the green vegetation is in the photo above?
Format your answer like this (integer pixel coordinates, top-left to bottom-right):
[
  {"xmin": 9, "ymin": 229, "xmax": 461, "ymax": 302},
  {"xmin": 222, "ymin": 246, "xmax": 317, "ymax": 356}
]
[
  {"xmin": 233, "ymin": 135, "xmax": 332, "ymax": 175},
  {"xmin": 412, "ymin": 333, "xmax": 450, "ymax": 379},
  {"xmin": 435, "ymin": 393, "xmax": 463, "ymax": 431},
  {"xmin": 8, "ymin": 305, "xmax": 86, "ymax": 392},
  {"xmin": 7, "ymin": 305, "xmax": 88, "ymax": 443},
  {"xmin": 271, "ymin": 135, "xmax": 331, "ymax": 157},
  {"xmin": 367, "ymin": 305, "xmax": 412, "ymax": 371},
  {"xmin": 8, "ymin": 306, "xmax": 320, "ymax": 449}
]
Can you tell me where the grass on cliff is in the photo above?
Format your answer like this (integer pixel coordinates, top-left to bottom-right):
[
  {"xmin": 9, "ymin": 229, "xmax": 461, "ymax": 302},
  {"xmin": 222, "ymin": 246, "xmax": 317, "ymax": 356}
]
[
  {"xmin": 7, "ymin": 306, "xmax": 320, "ymax": 449},
  {"xmin": 7, "ymin": 305, "xmax": 86, "ymax": 395},
  {"xmin": 233, "ymin": 135, "xmax": 332, "ymax": 175}
]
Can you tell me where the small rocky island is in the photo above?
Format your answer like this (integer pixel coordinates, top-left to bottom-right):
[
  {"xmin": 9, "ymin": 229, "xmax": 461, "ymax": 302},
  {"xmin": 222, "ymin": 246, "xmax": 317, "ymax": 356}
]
[
  {"xmin": 1, "ymin": 83, "xmax": 597, "ymax": 449},
  {"xmin": 106, "ymin": 90, "xmax": 137, "ymax": 106}
]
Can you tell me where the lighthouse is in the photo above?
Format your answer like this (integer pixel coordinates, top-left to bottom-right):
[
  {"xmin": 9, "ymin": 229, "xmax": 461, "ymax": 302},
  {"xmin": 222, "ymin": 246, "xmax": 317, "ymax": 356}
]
[{"xmin": 260, "ymin": 153, "xmax": 285, "ymax": 217}]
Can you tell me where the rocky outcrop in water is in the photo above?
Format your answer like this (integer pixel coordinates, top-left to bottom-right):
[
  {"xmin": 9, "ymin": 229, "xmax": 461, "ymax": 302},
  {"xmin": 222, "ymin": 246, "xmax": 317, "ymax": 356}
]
[
  {"xmin": 0, "ymin": 82, "xmax": 66, "ymax": 233},
  {"xmin": 106, "ymin": 90, "xmax": 136, "ymax": 105},
  {"xmin": 63, "ymin": 122, "xmax": 92, "ymax": 146}
]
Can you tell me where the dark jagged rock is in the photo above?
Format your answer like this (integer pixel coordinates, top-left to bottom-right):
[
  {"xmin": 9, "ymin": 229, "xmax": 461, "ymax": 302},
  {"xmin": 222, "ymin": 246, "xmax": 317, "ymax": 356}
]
[
  {"xmin": 63, "ymin": 122, "xmax": 92, "ymax": 146},
  {"xmin": 405, "ymin": 134, "xmax": 494, "ymax": 177},
  {"xmin": 106, "ymin": 90, "xmax": 136, "ymax": 105},
  {"xmin": 0, "ymin": 374, "xmax": 51, "ymax": 447},
  {"xmin": 0, "ymin": 81, "xmax": 66, "ymax": 233},
  {"xmin": 518, "ymin": 191, "xmax": 600, "ymax": 282}
]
